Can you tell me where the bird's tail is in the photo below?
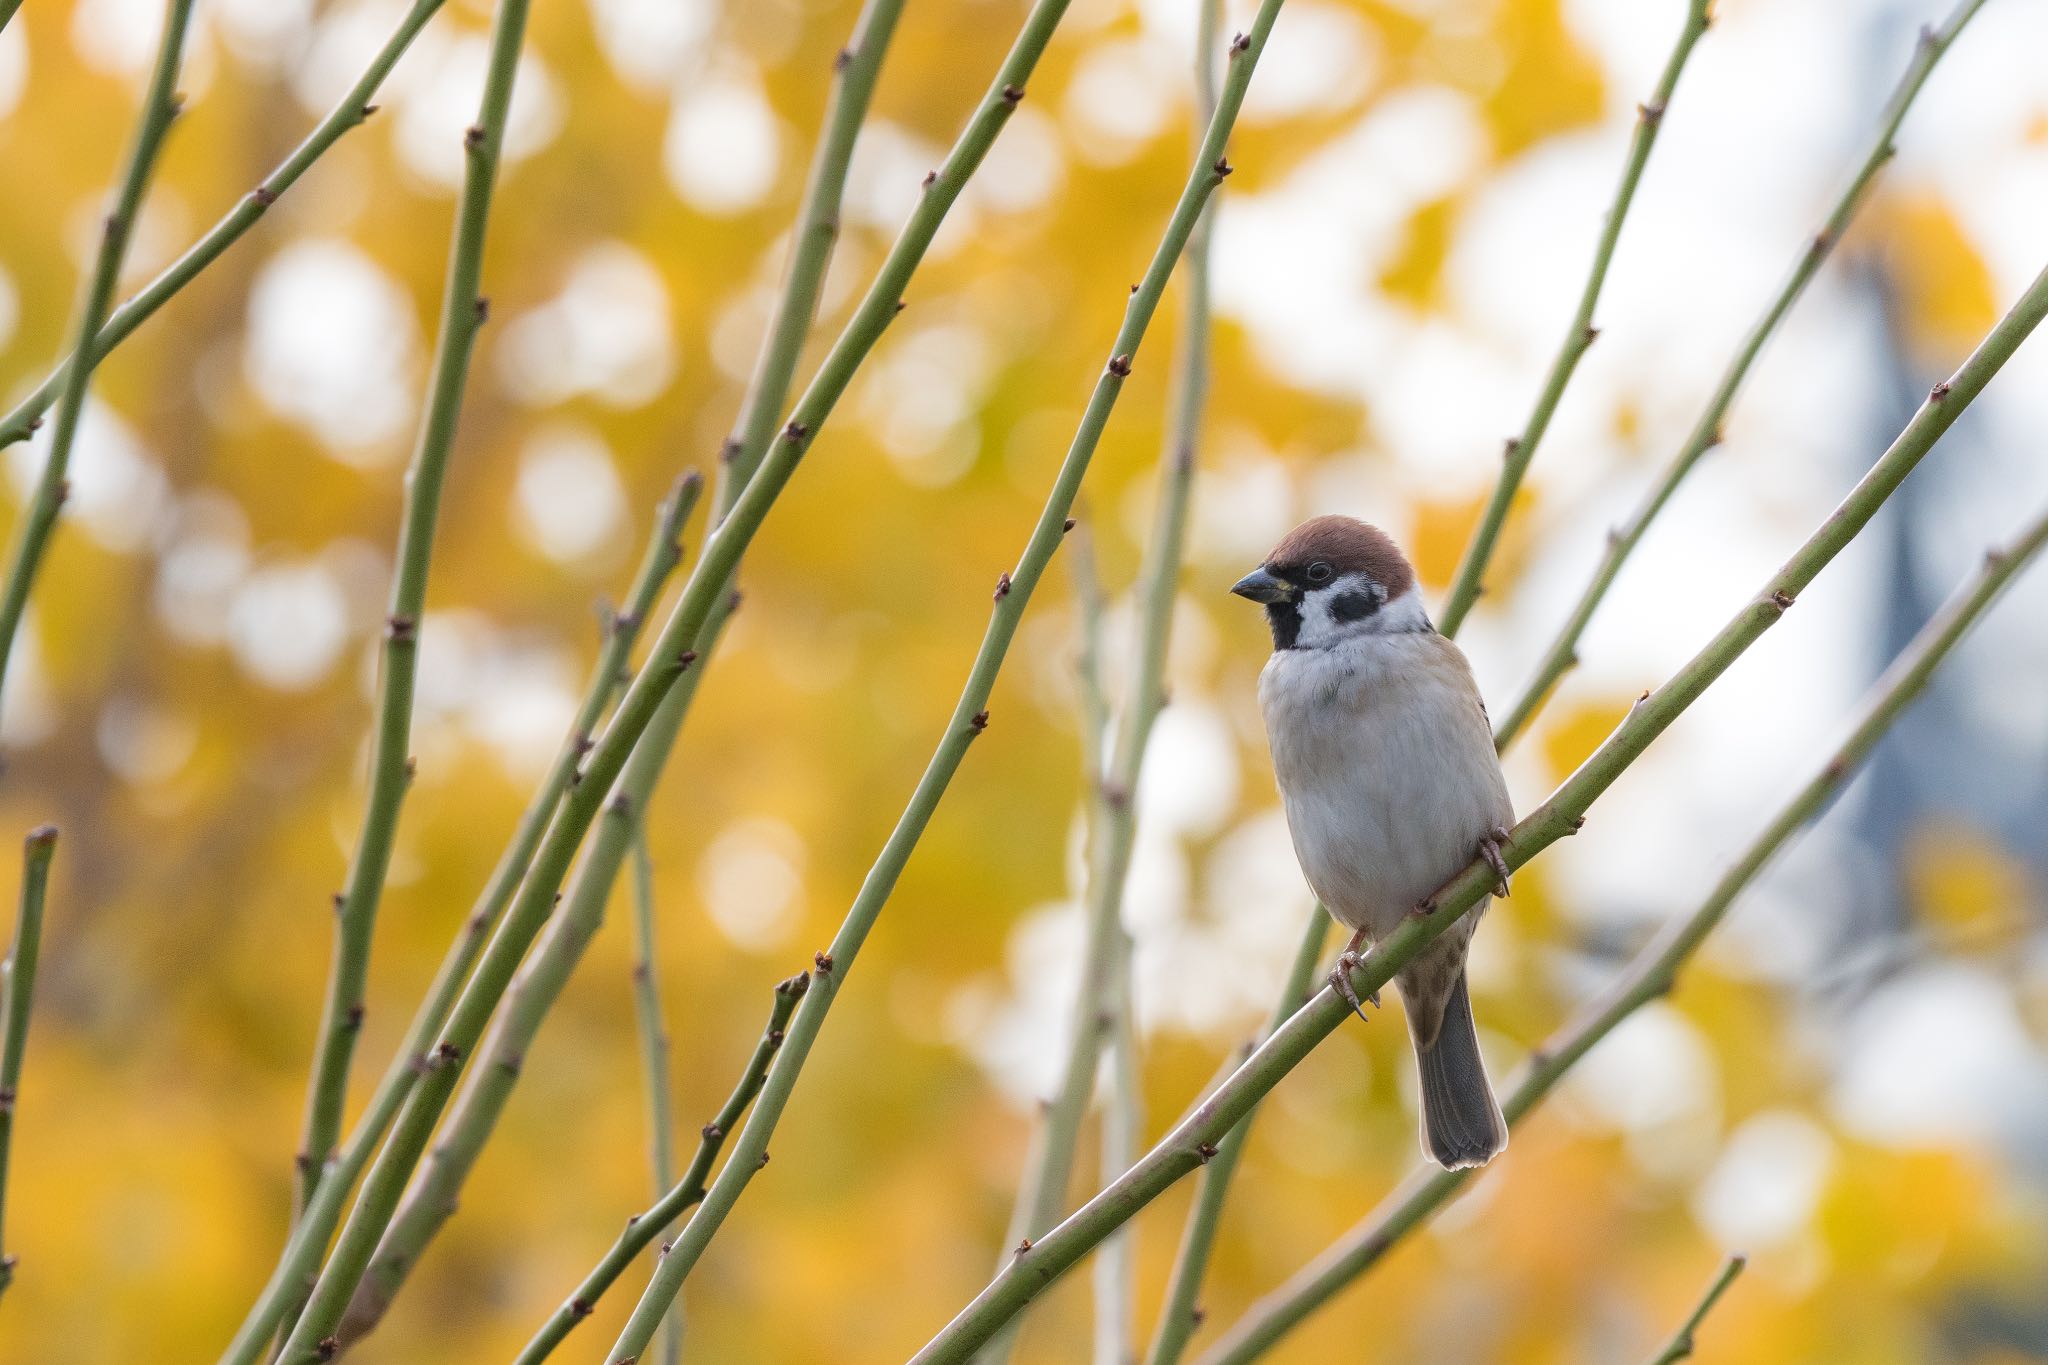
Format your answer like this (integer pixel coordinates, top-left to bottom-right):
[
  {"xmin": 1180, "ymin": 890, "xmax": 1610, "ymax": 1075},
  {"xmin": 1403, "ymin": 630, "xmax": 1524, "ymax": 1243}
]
[{"xmin": 1411, "ymin": 969, "xmax": 1506, "ymax": 1170}]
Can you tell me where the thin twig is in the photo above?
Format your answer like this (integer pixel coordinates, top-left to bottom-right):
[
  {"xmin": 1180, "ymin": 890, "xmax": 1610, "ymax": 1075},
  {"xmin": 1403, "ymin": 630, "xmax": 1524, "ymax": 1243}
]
[
  {"xmin": 906, "ymin": 255, "xmax": 2048, "ymax": 1363},
  {"xmin": 627, "ymin": 823, "xmax": 683, "ymax": 1365},
  {"xmin": 717, "ymin": 0, "xmax": 909, "ymax": 495},
  {"xmin": 221, "ymin": 476, "xmax": 697, "ymax": 1362},
  {"xmin": 0, "ymin": 0, "xmax": 195, "ymax": 734},
  {"xmin": 1063, "ymin": 521, "xmax": 1134, "ymax": 1365},
  {"xmin": 292, "ymin": 0, "xmax": 540, "ymax": 1231},
  {"xmin": 312, "ymin": 0, "xmax": 909, "ymax": 1344},
  {"xmin": 1068, "ymin": 519, "xmax": 1111, "ymax": 797},
  {"xmin": 511, "ymin": 975, "xmax": 809, "ymax": 1365},
  {"xmin": 1094, "ymin": 925, "xmax": 1142, "ymax": 1365},
  {"xmin": 1194, "ymin": 493, "xmax": 2048, "ymax": 1362},
  {"xmin": 1141, "ymin": 907, "xmax": 1327, "ymax": 1365},
  {"xmin": 1647, "ymin": 1256, "xmax": 1746, "ymax": 1365},
  {"xmin": 272, "ymin": 1, "xmax": 1069, "ymax": 1351},
  {"xmin": 0, "ymin": 826, "xmax": 57, "ymax": 1299},
  {"xmin": 603, "ymin": 13, "xmax": 1280, "ymax": 1360},
  {"xmin": 0, "ymin": 0, "xmax": 452, "ymax": 449},
  {"xmin": 1491, "ymin": 0, "xmax": 1991, "ymax": 748},
  {"xmin": 1436, "ymin": 0, "xmax": 1712, "ymax": 636},
  {"xmin": 995, "ymin": 5, "xmax": 1227, "ymax": 1356}
]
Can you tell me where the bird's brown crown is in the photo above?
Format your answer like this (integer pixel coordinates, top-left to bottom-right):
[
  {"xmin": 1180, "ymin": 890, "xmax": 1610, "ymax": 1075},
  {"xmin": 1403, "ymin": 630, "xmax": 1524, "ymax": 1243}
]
[{"xmin": 1264, "ymin": 516, "xmax": 1414, "ymax": 598}]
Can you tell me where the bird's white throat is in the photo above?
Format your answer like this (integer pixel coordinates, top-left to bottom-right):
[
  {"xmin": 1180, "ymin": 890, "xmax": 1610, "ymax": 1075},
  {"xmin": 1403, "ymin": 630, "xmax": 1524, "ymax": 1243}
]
[{"xmin": 1289, "ymin": 575, "xmax": 1433, "ymax": 651}]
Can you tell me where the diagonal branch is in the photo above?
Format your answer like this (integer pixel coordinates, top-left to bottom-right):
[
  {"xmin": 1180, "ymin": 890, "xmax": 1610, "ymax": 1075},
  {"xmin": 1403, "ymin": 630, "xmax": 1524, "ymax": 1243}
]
[
  {"xmin": 0, "ymin": 825, "xmax": 58, "ymax": 1300},
  {"xmin": 1194, "ymin": 490, "xmax": 2048, "ymax": 1363},
  {"xmin": 0, "ymin": 0, "xmax": 196, "ymax": 737},
  {"xmin": 1491, "ymin": 0, "xmax": 1991, "ymax": 748},
  {"xmin": 272, "ymin": 2, "xmax": 1077, "ymax": 1353},
  {"xmin": 601, "ymin": 13, "xmax": 1288, "ymax": 1361},
  {"xmin": 510, "ymin": 974, "xmax": 809, "ymax": 1364},
  {"xmin": 1647, "ymin": 1256, "xmax": 1746, "ymax": 1365},
  {"xmin": 0, "ymin": 0, "xmax": 453, "ymax": 449},
  {"xmin": 1436, "ymin": 0, "xmax": 1712, "ymax": 636},
  {"xmin": 907, "ymin": 253, "xmax": 2048, "ymax": 1363},
  {"xmin": 293, "ymin": 0, "xmax": 540, "ymax": 1227},
  {"xmin": 626, "ymin": 822, "xmax": 683, "ymax": 1365}
]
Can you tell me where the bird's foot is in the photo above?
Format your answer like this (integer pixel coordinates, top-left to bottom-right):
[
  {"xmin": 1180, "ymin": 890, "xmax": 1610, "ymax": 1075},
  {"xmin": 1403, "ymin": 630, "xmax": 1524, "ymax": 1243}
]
[
  {"xmin": 1328, "ymin": 932, "xmax": 1380, "ymax": 1023},
  {"xmin": 1479, "ymin": 827, "xmax": 1512, "ymax": 898}
]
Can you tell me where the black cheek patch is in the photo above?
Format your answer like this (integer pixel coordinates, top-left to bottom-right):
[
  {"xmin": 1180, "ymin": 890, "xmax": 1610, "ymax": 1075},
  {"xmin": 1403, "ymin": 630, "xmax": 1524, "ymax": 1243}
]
[
  {"xmin": 1331, "ymin": 590, "xmax": 1380, "ymax": 623},
  {"xmin": 1266, "ymin": 601, "xmax": 1302, "ymax": 650}
]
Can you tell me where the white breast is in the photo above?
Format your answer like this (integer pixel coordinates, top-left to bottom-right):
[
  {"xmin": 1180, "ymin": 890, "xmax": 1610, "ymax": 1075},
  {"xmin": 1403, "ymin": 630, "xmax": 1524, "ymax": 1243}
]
[{"xmin": 1257, "ymin": 629, "xmax": 1513, "ymax": 940}]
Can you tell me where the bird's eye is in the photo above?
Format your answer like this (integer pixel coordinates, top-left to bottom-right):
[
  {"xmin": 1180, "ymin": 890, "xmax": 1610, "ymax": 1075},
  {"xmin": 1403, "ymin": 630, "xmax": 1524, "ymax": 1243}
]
[{"xmin": 1305, "ymin": 562, "xmax": 1334, "ymax": 585}]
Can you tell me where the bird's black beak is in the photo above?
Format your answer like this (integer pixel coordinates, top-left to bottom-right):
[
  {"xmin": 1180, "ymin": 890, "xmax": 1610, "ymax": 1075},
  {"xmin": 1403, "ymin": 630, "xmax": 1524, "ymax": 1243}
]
[{"xmin": 1230, "ymin": 566, "xmax": 1291, "ymax": 604}]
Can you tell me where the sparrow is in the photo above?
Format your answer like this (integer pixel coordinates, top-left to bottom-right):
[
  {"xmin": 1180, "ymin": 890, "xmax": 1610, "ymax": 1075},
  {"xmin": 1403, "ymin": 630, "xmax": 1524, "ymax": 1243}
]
[{"xmin": 1233, "ymin": 515, "xmax": 1511, "ymax": 1170}]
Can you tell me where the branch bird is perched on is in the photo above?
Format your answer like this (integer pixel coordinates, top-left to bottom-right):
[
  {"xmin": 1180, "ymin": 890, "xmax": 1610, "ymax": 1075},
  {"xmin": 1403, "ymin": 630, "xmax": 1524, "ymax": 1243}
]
[{"xmin": 1233, "ymin": 515, "xmax": 1511, "ymax": 1170}]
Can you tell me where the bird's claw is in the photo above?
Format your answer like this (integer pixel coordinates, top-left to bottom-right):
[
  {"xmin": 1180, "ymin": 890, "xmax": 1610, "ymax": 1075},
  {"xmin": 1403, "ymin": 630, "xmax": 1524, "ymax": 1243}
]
[
  {"xmin": 1479, "ymin": 827, "xmax": 1512, "ymax": 898},
  {"xmin": 1329, "ymin": 949, "xmax": 1380, "ymax": 1023}
]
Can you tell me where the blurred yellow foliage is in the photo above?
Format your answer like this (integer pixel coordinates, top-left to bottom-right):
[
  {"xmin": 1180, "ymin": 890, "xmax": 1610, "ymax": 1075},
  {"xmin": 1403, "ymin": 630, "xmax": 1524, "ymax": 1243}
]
[
  {"xmin": 1538, "ymin": 694, "xmax": 1633, "ymax": 786},
  {"xmin": 1906, "ymin": 819, "xmax": 2030, "ymax": 938},
  {"xmin": 1877, "ymin": 193, "xmax": 2003, "ymax": 363}
]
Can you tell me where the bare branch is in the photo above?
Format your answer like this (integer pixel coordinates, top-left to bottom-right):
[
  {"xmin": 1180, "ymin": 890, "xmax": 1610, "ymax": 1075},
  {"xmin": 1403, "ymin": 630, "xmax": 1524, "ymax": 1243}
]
[
  {"xmin": 1647, "ymin": 1256, "xmax": 1747, "ymax": 1365},
  {"xmin": 0, "ymin": 0, "xmax": 196, "ymax": 739},
  {"xmin": 0, "ymin": 826, "xmax": 58, "ymax": 1299}
]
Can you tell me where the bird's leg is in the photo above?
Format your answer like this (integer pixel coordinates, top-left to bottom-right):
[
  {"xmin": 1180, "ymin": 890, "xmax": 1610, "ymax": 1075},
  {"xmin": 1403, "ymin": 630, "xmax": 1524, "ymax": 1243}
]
[
  {"xmin": 1327, "ymin": 927, "xmax": 1381, "ymax": 1023},
  {"xmin": 1409, "ymin": 828, "xmax": 1512, "ymax": 918},
  {"xmin": 1479, "ymin": 826, "xmax": 1512, "ymax": 898}
]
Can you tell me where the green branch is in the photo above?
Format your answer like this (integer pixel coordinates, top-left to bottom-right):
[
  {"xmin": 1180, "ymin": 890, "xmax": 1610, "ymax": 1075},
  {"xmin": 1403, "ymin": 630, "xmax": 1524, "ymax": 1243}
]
[
  {"xmin": 718, "ymin": 0, "xmax": 909, "ymax": 493},
  {"xmin": 1491, "ymin": 0, "xmax": 1990, "ymax": 747},
  {"xmin": 1066, "ymin": 518, "xmax": 1139, "ymax": 1365},
  {"xmin": 271, "ymin": 3, "xmax": 1073, "ymax": 1353},
  {"xmin": 294, "ymin": 0, "xmax": 537, "ymax": 1226},
  {"xmin": 626, "ymin": 823, "xmax": 682, "ymax": 1365},
  {"xmin": 218, "ymin": 475, "xmax": 698, "ymax": 1362},
  {"xmin": 1193, "ymin": 490, "xmax": 2048, "ymax": 1362},
  {"xmin": 1435, "ymin": 0, "xmax": 1712, "ymax": 636},
  {"xmin": 0, "ymin": 0, "xmax": 451, "ymax": 449},
  {"xmin": 906, "ymin": 254, "xmax": 2048, "ymax": 1363},
  {"xmin": 993, "ymin": 5, "xmax": 1225, "ymax": 1358},
  {"xmin": 0, "ymin": 826, "xmax": 57, "ymax": 1299},
  {"xmin": 1094, "ymin": 923, "xmax": 1143, "ymax": 1365},
  {"xmin": 1068, "ymin": 517, "xmax": 1113, "ymax": 795},
  {"xmin": 1647, "ymin": 1256, "xmax": 1746, "ymax": 1365},
  {"xmin": 510, "ymin": 974, "xmax": 808, "ymax": 1364},
  {"xmin": 0, "ymin": 0, "xmax": 195, "ymax": 736},
  {"xmin": 1141, "ymin": 907, "xmax": 1326, "ymax": 1365},
  {"xmin": 602, "ymin": 14, "xmax": 1284, "ymax": 1361}
]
